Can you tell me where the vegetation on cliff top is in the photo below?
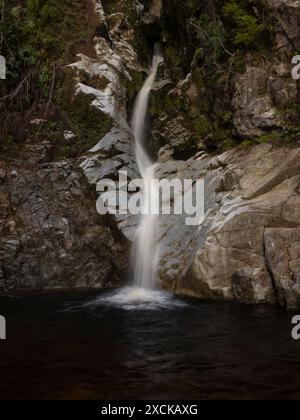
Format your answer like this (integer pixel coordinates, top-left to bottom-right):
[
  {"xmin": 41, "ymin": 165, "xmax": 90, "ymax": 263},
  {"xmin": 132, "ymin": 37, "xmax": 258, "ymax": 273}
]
[
  {"xmin": 0, "ymin": 0, "xmax": 110, "ymax": 158},
  {"xmin": 0, "ymin": 0, "xmax": 298, "ymax": 161}
]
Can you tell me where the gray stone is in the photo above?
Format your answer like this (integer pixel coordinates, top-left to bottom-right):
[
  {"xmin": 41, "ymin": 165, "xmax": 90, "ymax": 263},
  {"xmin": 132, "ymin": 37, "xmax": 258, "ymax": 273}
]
[
  {"xmin": 264, "ymin": 227, "xmax": 300, "ymax": 308},
  {"xmin": 0, "ymin": 157, "xmax": 128, "ymax": 294},
  {"xmin": 142, "ymin": 144, "xmax": 300, "ymax": 308}
]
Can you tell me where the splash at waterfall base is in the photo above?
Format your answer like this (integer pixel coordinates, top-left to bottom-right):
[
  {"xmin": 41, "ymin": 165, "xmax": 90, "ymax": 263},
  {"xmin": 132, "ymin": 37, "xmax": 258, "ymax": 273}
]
[
  {"xmin": 96, "ymin": 171, "xmax": 205, "ymax": 226},
  {"xmin": 81, "ymin": 287, "xmax": 188, "ymax": 311}
]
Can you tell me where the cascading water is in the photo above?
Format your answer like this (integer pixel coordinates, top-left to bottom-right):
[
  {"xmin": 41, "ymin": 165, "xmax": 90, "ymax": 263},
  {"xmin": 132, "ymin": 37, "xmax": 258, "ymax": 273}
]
[
  {"xmin": 91, "ymin": 45, "xmax": 180, "ymax": 310},
  {"xmin": 131, "ymin": 44, "xmax": 164, "ymax": 290}
]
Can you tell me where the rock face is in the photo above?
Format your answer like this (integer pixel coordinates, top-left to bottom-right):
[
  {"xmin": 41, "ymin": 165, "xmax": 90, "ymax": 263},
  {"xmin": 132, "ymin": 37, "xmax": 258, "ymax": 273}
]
[
  {"xmin": 0, "ymin": 144, "xmax": 128, "ymax": 293},
  {"xmin": 265, "ymin": 0, "xmax": 300, "ymax": 51},
  {"xmin": 0, "ymin": 0, "xmax": 138, "ymax": 294},
  {"xmin": 265, "ymin": 227, "xmax": 300, "ymax": 308},
  {"xmin": 142, "ymin": 0, "xmax": 163, "ymax": 24},
  {"xmin": 155, "ymin": 144, "xmax": 300, "ymax": 309},
  {"xmin": 231, "ymin": 0, "xmax": 300, "ymax": 139},
  {"xmin": 232, "ymin": 62, "xmax": 296, "ymax": 138}
]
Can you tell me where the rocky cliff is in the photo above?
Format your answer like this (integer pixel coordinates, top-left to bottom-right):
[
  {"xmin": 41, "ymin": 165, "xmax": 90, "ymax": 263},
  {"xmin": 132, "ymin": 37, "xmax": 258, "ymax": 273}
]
[
  {"xmin": 1, "ymin": 0, "xmax": 300, "ymax": 308},
  {"xmin": 0, "ymin": 152, "xmax": 128, "ymax": 291},
  {"xmin": 157, "ymin": 143, "xmax": 300, "ymax": 310}
]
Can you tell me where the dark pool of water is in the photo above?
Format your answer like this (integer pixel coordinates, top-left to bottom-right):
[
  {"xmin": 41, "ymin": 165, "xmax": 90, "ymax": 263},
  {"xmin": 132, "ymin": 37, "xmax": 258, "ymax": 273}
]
[{"xmin": 0, "ymin": 289, "xmax": 300, "ymax": 400}]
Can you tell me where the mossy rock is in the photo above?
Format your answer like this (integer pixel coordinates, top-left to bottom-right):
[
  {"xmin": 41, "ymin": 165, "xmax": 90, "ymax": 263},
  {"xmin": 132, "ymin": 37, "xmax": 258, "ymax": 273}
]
[
  {"xmin": 125, "ymin": 70, "xmax": 146, "ymax": 114},
  {"xmin": 59, "ymin": 92, "xmax": 113, "ymax": 158},
  {"xmin": 192, "ymin": 114, "xmax": 211, "ymax": 138}
]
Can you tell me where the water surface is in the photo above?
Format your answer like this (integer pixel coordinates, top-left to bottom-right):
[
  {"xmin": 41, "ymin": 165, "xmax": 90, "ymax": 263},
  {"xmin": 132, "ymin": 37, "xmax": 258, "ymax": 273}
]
[{"xmin": 0, "ymin": 289, "xmax": 299, "ymax": 400}]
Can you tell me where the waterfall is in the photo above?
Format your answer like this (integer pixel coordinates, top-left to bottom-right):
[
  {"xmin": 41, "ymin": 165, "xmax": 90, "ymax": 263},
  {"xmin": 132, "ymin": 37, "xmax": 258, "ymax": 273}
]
[
  {"xmin": 93, "ymin": 45, "xmax": 170, "ymax": 309},
  {"xmin": 131, "ymin": 45, "xmax": 164, "ymax": 290}
]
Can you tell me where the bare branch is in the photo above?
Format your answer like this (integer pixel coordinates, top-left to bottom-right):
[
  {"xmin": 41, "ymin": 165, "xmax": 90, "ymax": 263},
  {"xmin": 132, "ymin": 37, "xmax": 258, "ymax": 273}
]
[
  {"xmin": 35, "ymin": 63, "xmax": 56, "ymax": 139},
  {"xmin": 0, "ymin": 66, "xmax": 37, "ymax": 101}
]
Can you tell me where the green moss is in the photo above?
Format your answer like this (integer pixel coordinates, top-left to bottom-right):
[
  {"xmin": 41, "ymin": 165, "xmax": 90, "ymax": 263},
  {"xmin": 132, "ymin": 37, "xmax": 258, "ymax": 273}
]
[
  {"xmin": 125, "ymin": 71, "xmax": 145, "ymax": 113},
  {"xmin": 55, "ymin": 68, "xmax": 78, "ymax": 105},
  {"xmin": 223, "ymin": 1, "xmax": 270, "ymax": 48},
  {"xmin": 164, "ymin": 94, "xmax": 183, "ymax": 115},
  {"xmin": 257, "ymin": 132, "xmax": 282, "ymax": 144},
  {"xmin": 0, "ymin": 0, "xmax": 94, "ymax": 150},
  {"xmin": 25, "ymin": 0, "xmax": 89, "ymax": 63},
  {"xmin": 164, "ymin": 46, "xmax": 185, "ymax": 79},
  {"xmin": 220, "ymin": 111, "xmax": 234, "ymax": 124},
  {"xmin": 241, "ymin": 139, "xmax": 253, "ymax": 147},
  {"xmin": 0, "ymin": 134, "xmax": 20, "ymax": 154},
  {"xmin": 187, "ymin": 1, "xmax": 272, "ymax": 93},
  {"xmin": 20, "ymin": 65, "xmax": 113, "ymax": 160},
  {"xmin": 59, "ymin": 92, "xmax": 113, "ymax": 158},
  {"xmin": 232, "ymin": 52, "xmax": 247, "ymax": 74},
  {"xmin": 222, "ymin": 137, "xmax": 238, "ymax": 150},
  {"xmin": 193, "ymin": 114, "xmax": 211, "ymax": 138},
  {"xmin": 185, "ymin": 0, "xmax": 202, "ymax": 15},
  {"xmin": 130, "ymin": 34, "xmax": 150, "ymax": 64}
]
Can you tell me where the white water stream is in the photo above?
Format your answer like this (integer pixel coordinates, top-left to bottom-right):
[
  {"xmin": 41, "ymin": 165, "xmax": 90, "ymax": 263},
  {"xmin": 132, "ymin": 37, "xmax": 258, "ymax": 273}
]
[
  {"xmin": 131, "ymin": 44, "xmax": 164, "ymax": 290},
  {"xmin": 90, "ymin": 46, "xmax": 170, "ymax": 309}
]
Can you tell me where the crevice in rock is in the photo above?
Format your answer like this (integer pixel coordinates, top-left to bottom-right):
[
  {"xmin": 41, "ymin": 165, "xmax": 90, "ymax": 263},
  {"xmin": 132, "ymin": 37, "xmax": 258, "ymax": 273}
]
[{"xmin": 263, "ymin": 232, "xmax": 281, "ymax": 308}]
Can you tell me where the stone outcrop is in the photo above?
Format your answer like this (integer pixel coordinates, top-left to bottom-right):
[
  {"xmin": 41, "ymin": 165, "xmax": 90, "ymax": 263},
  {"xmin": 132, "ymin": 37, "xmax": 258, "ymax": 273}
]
[
  {"xmin": 264, "ymin": 0, "xmax": 300, "ymax": 51},
  {"xmin": 232, "ymin": 61, "xmax": 297, "ymax": 138},
  {"xmin": 0, "ymin": 142, "xmax": 128, "ymax": 293},
  {"xmin": 265, "ymin": 227, "xmax": 300, "ymax": 308},
  {"xmin": 142, "ymin": 0, "xmax": 163, "ymax": 24},
  {"xmin": 155, "ymin": 143, "xmax": 300, "ymax": 309},
  {"xmin": 231, "ymin": 0, "xmax": 300, "ymax": 139}
]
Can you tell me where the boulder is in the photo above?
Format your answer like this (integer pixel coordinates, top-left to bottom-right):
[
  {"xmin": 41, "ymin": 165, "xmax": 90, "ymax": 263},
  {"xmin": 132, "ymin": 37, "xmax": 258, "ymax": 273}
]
[{"xmin": 152, "ymin": 144, "xmax": 300, "ymax": 309}]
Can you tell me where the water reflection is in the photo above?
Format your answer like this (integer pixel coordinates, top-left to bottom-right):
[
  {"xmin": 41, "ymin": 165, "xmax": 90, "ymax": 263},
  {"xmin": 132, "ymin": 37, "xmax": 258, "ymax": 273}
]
[{"xmin": 0, "ymin": 291, "xmax": 299, "ymax": 400}]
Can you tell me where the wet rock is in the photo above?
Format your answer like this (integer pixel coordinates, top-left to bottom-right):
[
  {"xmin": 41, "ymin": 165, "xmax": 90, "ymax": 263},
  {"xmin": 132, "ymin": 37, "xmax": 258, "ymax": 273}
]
[{"xmin": 149, "ymin": 144, "xmax": 300, "ymax": 309}]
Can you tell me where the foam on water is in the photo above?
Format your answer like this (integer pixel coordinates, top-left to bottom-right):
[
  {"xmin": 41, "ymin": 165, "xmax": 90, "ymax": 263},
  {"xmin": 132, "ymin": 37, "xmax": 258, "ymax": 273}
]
[{"xmin": 67, "ymin": 287, "xmax": 187, "ymax": 312}]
